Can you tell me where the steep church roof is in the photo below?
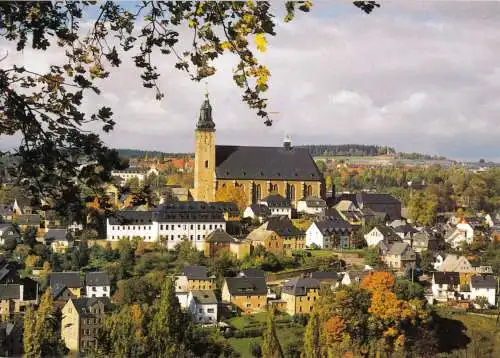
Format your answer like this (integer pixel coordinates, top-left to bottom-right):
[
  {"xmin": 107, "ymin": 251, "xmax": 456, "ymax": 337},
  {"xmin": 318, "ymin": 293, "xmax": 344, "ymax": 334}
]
[{"xmin": 215, "ymin": 145, "xmax": 322, "ymax": 181}]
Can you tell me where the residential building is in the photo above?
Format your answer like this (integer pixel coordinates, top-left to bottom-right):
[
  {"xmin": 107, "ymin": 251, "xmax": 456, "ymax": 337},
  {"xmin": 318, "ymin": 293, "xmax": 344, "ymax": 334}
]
[
  {"xmin": 111, "ymin": 167, "xmax": 158, "ymax": 185},
  {"xmin": 0, "ymin": 224, "xmax": 20, "ymax": 246},
  {"xmin": 470, "ymin": 275, "xmax": 496, "ymax": 307},
  {"xmin": 221, "ymin": 276, "xmax": 267, "ymax": 314},
  {"xmin": 258, "ymin": 216, "xmax": 306, "ymax": 252},
  {"xmin": 204, "ymin": 229, "xmax": 250, "ymax": 259},
  {"xmin": 445, "ymin": 223, "xmax": 474, "ymax": 249},
  {"xmin": 247, "ymin": 229, "xmax": 284, "ymax": 255},
  {"xmin": 0, "ymin": 204, "xmax": 14, "ymax": 221},
  {"xmin": 281, "ymin": 277, "xmax": 321, "ymax": 315},
  {"xmin": 258, "ymin": 194, "xmax": 293, "ymax": 218},
  {"xmin": 106, "ymin": 202, "xmax": 227, "ymax": 251},
  {"xmin": 409, "ymin": 231, "xmax": 434, "ymax": 253},
  {"xmin": 243, "ymin": 204, "xmax": 271, "ymax": 223},
  {"xmin": 334, "ymin": 200, "xmax": 366, "ymax": 227},
  {"xmin": 0, "ymin": 260, "xmax": 18, "ymax": 284},
  {"xmin": 49, "ymin": 272, "xmax": 82, "ymax": 306},
  {"xmin": 306, "ymin": 213, "xmax": 353, "ymax": 249},
  {"xmin": 431, "ymin": 272, "xmax": 460, "ymax": 302},
  {"xmin": 340, "ymin": 270, "xmax": 370, "ymax": 286},
  {"xmin": 0, "ymin": 278, "xmax": 38, "ymax": 316},
  {"xmin": 296, "ymin": 196, "xmax": 327, "ymax": 217},
  {"xmin": 187, "ymin": 290, "xmax": 218, "ymax": 324},
  {"xmin": 44, "ymin": 228, "xmax": 71, "ymax": 253},
  {"xmin": 355, "ymin": 192, "xmax": 401, "ymax": 220},
  {"xmin": 238, "ymin": 268, "xmax": 266, "ymax": 278},
  {"xmin": 85, "ymin": 272, "xmax": 110, "ymax": 298},
  {"xmin": 439, "ymin": 254, "xmax": 474, "ymax": 273},
  {"xmin": 382, "ymin": 242, "xmax": 416, "ymax": 271},
  {"xmin": 192, "ymin": 94, "xmax": 324, "ymax": 207},
  {"xmin": 364, "ymin": 226, "xmax": 400, "ymax": 247},
  {"xmin": 392, "ymin": 223, "xmax": 419, "ymax": 240},
  {"xmin": 175, "ymin": 265, "xmax": 215, "ymax": 308},
  {"xmin": 61, "ymin": 297, "xmax": 110, "ymax": 354}
]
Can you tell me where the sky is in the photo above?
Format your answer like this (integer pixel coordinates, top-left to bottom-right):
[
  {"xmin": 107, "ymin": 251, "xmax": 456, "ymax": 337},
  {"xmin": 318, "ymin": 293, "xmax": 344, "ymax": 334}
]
[{"xmin": 2, "ymin": 1, "xmax": 500, "ymax": 161}]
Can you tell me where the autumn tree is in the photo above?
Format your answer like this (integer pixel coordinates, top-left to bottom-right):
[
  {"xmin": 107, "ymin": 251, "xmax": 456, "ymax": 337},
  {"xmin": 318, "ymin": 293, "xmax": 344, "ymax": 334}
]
[
  {"xmin": 0, "ymin": 1, "xmax": 378, "ymax": 218},
  {"xmin": 215, "ymin": 184, "xmax": 248, "ymax": 211},
  {"xmin": 262, "ymin": 311, "xmax": 284, "ymax": 358}
]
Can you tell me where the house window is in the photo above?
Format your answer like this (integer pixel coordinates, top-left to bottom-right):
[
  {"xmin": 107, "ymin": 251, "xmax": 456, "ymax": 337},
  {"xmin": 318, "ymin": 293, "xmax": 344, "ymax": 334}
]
[
  {"xmin": 207, "ymin": 308, "xmax": 214, "ymax": 313},
  {"xmin": 205, "ymin": 160, "xmax": 209, "ymax": 168}
]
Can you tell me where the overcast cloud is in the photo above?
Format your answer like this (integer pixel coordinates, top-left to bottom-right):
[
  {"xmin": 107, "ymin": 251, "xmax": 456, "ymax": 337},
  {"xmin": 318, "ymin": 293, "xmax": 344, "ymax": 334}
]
[{"xmin": 2, "ymin": 1, "xmax": 500, "ymax": 161}]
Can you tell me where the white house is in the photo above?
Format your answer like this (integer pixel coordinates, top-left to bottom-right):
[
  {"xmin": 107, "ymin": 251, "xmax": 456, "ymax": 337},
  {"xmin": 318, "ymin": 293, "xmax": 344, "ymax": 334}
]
[
  {"xmin": 364, "ymin": 226, "xmax": 399, "ymax": 247},
  {"xmin": 44, "ymin": 229, "xmax": 72, "ymax": 253},
  {"xmin": 340, "ymin": 271, "xmax": 370, "ymax": 286},
  {"xmin": 470, "ymin": 275, "xmax": 497, "ymax": 307},
  {"xmin": 111, "ymin": 167, "xmax": 159, "ymax": 185},
  {"xmin": 296, "ymin": 196, "xmax": 327, "ymax": 217},
  {"xmin": 0, "ymin": 223, "xmax": 20, "ymax": 246},
  {"xmin": 445, "ymin": 227, "xmax": 473, "ymax": 249},
  {"xmin": 106, "ymin": 202, "xmax": 227, "ymax": 251},
  {"xmin": 243, "ymin": 204, "xmax": 271, "ymax": 223},
  {"xmin": 306, "ymin": 214, "xmax": 352, "ymax": 249},
  {"xmin": 258, "ymin": 194, "xmax": 292, "ymax": 218},
  {"xmin": 85, "ymin": 272, "xmax": 111, "ymax": 298},
  {"xmin": 187, "ymin": 290, "xmax": 218, "ymax": 324},
  {"xmin": 431, "ymin": 272, "xmax": 460, "ymax": 302}
]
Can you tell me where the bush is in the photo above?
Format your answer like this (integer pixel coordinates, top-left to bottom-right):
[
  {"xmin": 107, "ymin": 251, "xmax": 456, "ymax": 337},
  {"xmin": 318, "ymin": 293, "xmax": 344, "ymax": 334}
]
[
  {"xmin": 233, "ymin": 327, "xmax": 264, "ymax": 338},
  {"xmin": 2, "ymin": 237, "xmax": 17, "ymax": 251},
  {"xmin": 250, "ymin": 343, "xmax": 262, "ymax": 358}
]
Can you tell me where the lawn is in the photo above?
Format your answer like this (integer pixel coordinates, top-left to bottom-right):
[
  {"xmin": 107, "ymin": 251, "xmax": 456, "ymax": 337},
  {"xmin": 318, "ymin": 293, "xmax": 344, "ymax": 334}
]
[
  {"xmin": 226, "ymin": 312, "xmax": 269, "ymax": 330},
  {"xmin": 308, "ymin": 249, "xmax": 338, "ymax": 257},
  {"xmin": 435, "ymin": 308, "xmax": 500, "ymax": 357},
  {"xmin": 229, "ymin": 325, "xmax": 304, "ymax": 358}
]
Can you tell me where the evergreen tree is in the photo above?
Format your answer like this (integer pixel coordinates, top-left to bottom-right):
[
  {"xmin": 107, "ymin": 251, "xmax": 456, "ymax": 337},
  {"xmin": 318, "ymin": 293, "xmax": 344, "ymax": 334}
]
[
  {"xmin": 262, "ymin": 311, "xmax": 284, "ymax": 358},
  {"xmin": 302, "ymin": 311, "xmax": 321, "ymax": 358},
  {"xmin": 149, "ymin": 277, "xmax": 189, "ymax": 357},
  {"xmin": 23, "ymin": 288, "xmax": 68, "ymax": 357}
]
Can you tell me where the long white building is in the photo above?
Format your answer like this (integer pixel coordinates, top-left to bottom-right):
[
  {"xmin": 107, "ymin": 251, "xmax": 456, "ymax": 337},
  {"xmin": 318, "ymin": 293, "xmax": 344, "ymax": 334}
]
[{"xmin": 106, "ymin": 202, "xmax": 228, "ymax": 250}]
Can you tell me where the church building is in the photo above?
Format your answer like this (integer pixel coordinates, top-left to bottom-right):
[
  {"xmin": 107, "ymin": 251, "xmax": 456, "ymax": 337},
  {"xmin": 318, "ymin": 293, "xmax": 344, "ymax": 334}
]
[{"xmin": 193, "ymin": 95, "xmax": 324, "ymax": 207}]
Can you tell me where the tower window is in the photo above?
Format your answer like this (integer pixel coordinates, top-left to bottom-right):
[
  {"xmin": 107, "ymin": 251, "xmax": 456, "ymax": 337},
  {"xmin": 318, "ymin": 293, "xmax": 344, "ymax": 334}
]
[{"xmin": 204, "ymin": 160, "xmax": 209, "ymax": 168}]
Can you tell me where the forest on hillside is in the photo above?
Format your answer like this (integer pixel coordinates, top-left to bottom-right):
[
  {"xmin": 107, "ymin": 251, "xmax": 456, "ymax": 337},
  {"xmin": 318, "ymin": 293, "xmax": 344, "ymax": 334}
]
[
  {"xmin": 117, "ymin": 149, "xmax": 192, "ymax": 158},
  {"xmin": 298, "ymin": 144, "xmax": 395, "ymax": 157}
]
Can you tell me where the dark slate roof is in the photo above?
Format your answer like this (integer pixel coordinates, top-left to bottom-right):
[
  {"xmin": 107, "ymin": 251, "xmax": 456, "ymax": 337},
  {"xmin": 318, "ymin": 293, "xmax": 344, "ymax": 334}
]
[
  {"xmin": 310, "ymin": 271, "xmax": 339, "ymax": 281},
  {"xmin": 433, "ymin": 272, "xmax": 460, "ymax": 285},
  {"xmin": 44, "ymin": 228, "xmax": 67, "ymax": 242},
  {"xmin": 0, "ymin": 223, "xmax": 18, "ymax": 235},
  {"xmin": 259, "ymin": 216, "xmax": 303, "ymax": 237},
  {"xmin": 282, "ymin": 277, "xmax": 320, "ymax": 296},
  {"xmin": 50, "ymin": 272, "xmax": 81, "ymax": 297},
  {"xmin": 302, "ymin": 196, "xmax": 327, "ymax": 208},
  {"xmin": 206, "ymin": 229, "xmax": 236, "ymax": 243},
  {"xmin": 190, "ymin": 290, "xmax": 218, "ymax": 305},
  {"xmin": 239, "ymin": 268, "xmax": 266, "ymax": 278},
  {"xmin": 71, "ymin": 297, "xmax": 111, "ymax": 316},
  {"xmin": 471, "ymin": 275, "xmax": 497, "ymax": 289},
  {"xmin": 0, "ymin": 284, "xmax": 20, "ymax": 299},
  {"xmin": 183, "ymin": 265, "xmax": 209, "ymax": 280},
  {"xmin": 86, "ymin": 272, "xmax": 110, "ymax": 286},
  {"xmin": 0, "ymin": 263, "xmax": 19, "ymax": 284},
  {"xmin": 107, "ymin": 210, "xmax": 153, "ymax": 225},
  {"xmin": 224, "ymin": 276, "xmax": 267, "ymax": 296},
  {"xmin": 211, "ymin": 202, "xmax": 239, "ymax": 215},
  {"xmin": 249, "ymin": 204, "xmax": 271, "ymax": 216},
  {"xmin": 393, "ymin": 224, "xmax": 418, "ymax": 236},
  {"xmin": 356, "ymin": 192, "xmax": 401, "ymax": 205},
  {"xmin": 152, "ymin": 202, "xmax": 225, "ymax": 222},
  {"xmin": 260, "ymin": 194, "xmax": 291, "ymax": 208},
  {"xmin": 373, "ymin": 226, "xmax": 400, "ymax": 242},
  {"xmin": 387, "ymin": 242, "xmax": 414, "ymax": 257},
  {"xmin": 315, "ymin": 211, "xmax": 352, "ymax": 235},
  {"xmin": 215, "ymin": 145, "xmax": 322, "ymax": 181},
  {"xmin": 16, "ymin": 214, "xmax": 41, "ymax": 225}
]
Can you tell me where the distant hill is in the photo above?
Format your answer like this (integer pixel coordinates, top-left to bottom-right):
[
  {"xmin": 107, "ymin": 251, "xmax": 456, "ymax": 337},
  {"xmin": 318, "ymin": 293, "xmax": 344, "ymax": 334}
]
[
  {"xmin": 298, "ymin": 144, "xmax": 395, "ymax": 157},
  {"xmin": 117, "ymin": 149, "xmax": 193, "ymax": 158}
]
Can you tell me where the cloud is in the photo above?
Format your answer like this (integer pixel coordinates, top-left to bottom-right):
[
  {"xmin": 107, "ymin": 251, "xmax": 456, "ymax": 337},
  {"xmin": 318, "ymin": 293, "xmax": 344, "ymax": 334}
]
[{"xmin": 2, "ymin": 2, "xmax": 500, "ymax": 161}]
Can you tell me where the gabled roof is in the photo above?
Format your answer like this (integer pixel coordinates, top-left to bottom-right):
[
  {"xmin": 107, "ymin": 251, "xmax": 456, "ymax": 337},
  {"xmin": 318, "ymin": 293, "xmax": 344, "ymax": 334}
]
[
  {"xmin": 70, "ymin": 297, "xmax": 111, "ymax": 316},
  {"xmin": 190, "ymin": 290, "xmax": 218, "ymax": 305},
  {"xmin": 258, "ymin": 216, "xmax": 302, "ymax": 237},
  {"xmin": 433, "ymin": 272, "xmax": 460, "ymax": 285},
  {"xmin": 49, "ymin": 272, "xmax": 81, "ymax": 297},
  {"xmin": 224, "ymin": 276, "xmax": 267, "ymax": 296},
  {"xmin": 108, "ymin": 210, "xmax": 153, "ymax": 225},
  {"xmin": 206, "ymin": 229, "xmax": 237, "ymax": 243},
  {"xmin": 152, "ymin": 202, "xmax": 225, "ymax": 222},
  {"xmin": 310, "ymin": 271, "xmax": 339, "ymax": 281},
  {"xmin": 247, "ymin": 229, "xmax": 275, "ymax": 242},
  {"xmin": 248, "ymin": 204, "xmax": 271, "ymax": 216},
  {"xmin": 440, "ymin": 254, "xmax": 471, "ymax": 272},
  {"xmin": 44, "ymin": 228, "xmax": 67, "ymax": 242},
  {"xmin": 372, "ymin": 226, "xmax": 400, "ymax": 242},
  {"xmin": 393, "ymin": 224, "xmax": 418, "ymax": 236},
  {"xmin": 314, "ymin": 212, "xmax": 352, "ymax": 235},
  {"xmin": 16, "ymin": 214, "xmax": 41, "ymax": 225},
  {"xmin": 356, "ymin": 192, "xmax": 401, "ymax": 205},
  {"xmin": 282, "ymin": 277, "xmax": 320, "ymax": 296},
  {"xmin": 335, "ymin": 200, "xmax": 357, "ymax": 212},
  {"xmin": 0, "ymin": 284, "xmax": 20, "ymax": 299},
  {"xmin": 387, "ymin": 242, "xmax": 414, "ymax": 257},
  {"xmin": 183, "ymin": 265, "xmax": 210, "ymax": 280},
  {"xmin": 215, "ymin": 145, "xmax": 322, "ymax": 181},
  {"xmin": 239, "ymin": 268, "xmax": 265, "ymax": 278},
  {"xmin": 0, "ymin": 223, "xmax": 18, "ymax": 235},
  {"xmin": 300, "ymin": 196, "xmax": 327, "ymax": 208},
  {"xmin": 471, "ymin": 275, "xmax": 496, "ymax": 289},
  {"xmin": 85, "ymin": 272, "xmax": 110, "ymax": 286},
  {"xmin": 260, "ymin": 194, "xmax": 291, "ymax": 208}
]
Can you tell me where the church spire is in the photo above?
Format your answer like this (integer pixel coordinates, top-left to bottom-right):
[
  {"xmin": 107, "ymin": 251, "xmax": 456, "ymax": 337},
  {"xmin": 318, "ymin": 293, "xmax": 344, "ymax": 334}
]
[{"xmin": 196, "ymin": 90, "xmax": 215, "ymax": 130}]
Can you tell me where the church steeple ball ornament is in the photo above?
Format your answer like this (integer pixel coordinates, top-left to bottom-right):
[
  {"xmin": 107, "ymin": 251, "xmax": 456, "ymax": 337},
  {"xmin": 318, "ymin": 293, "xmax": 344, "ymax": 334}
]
[{"xmin": 196, "ymin": 90, "xmax": 215, "ymax": 131}]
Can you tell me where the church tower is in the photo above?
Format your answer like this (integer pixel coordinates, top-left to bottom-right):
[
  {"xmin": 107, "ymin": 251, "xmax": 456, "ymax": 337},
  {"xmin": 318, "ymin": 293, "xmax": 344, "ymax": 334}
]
[{"xmin": 194, "ymin": 93, "xmax": 216, "ymax": 202}]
